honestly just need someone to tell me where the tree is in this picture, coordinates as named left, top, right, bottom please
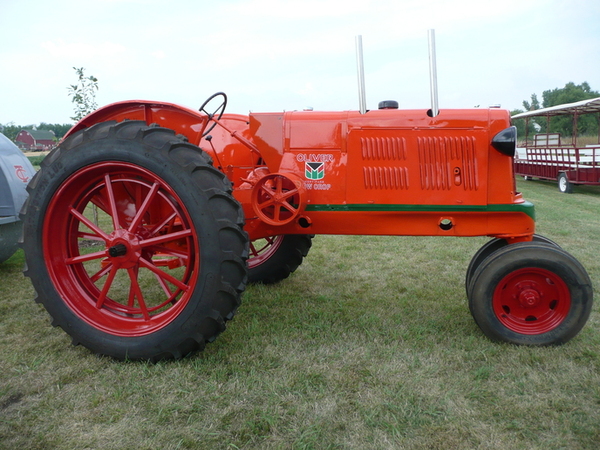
left=1, top=122, right=73, bottom=143
left=520, top=93, right=545, bottom=134
left=0, top=123, right=21, bottom=141
left=541, top=82, right=599, bottom=137
left=522, top=93, right=540, bottom=112
left=511, top=109, right=538, bottom=140
left=67, top=67, right=99, bottom=121
left=37, top=123, right=73, bottom=140
left=515, top=82, right=599, bottom=138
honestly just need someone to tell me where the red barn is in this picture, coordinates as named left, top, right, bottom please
left=15, top=129, right=56, bottom=151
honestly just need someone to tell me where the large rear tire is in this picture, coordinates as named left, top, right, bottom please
left=21, top=121, right=248, bottom=360
left=248, top=234, right=313, bottom=284
left=469, top=242, right=592, bottom=345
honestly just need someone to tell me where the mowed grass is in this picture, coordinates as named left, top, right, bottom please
left=1, top=179, right=599, bottom=449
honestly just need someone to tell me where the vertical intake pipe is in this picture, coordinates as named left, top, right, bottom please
left=428, top=29, right=439, bottom=117
left=356, top=35, right=367, bottom=114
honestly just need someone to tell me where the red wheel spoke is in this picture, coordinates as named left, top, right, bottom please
left=148, top=211, right=178, bottom=236
left=128, top=182, right=160, bottom=232
left=273, top=204, right=282, bottom=221
left=139, top=257, right=189, bottom=292
left=103, top=174, right=121, bottom=230
left=127, top=267, right=149, bottom=320
left=149, top=245, right=190, bottom=260
left=279, top=188, right=298, bottom=200
left=154, top=272, right=174, bottom=299
left=259, top=199, right=276, bottom=210
left=281, top=200, right=298, bottom=213
left=77, top=231, right=105, bottom=242
left=96, top=264, right=118, bottom=309
left=90, top=263, right=112, bottom=283
left=260, top=184, right=276, bottom=199
left=127, top=266, right=140, bottom=308
left=140, top=229, right=193, bottom=247
left=66, top=249, right=108, bottom=265
left=70, top=208, right=110, bottom=241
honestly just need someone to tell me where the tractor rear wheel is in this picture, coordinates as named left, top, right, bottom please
left=469, top=242, right=592, bottom=345
left=248, top=234, right=313, bottom=284
left=21, top=121, right=248, bottom=360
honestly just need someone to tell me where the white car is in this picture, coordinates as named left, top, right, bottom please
left=0, top=132, right=35, bottom=263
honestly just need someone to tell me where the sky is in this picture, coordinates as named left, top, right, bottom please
left=1, top=0, right=599, bottom=125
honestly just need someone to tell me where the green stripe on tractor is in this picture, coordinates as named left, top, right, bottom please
left=305, top=201, right=536, bottom=220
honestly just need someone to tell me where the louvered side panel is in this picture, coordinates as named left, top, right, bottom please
left=361, top=137, right=407, bottom=161
left=363, top=166, right=409, bottom=190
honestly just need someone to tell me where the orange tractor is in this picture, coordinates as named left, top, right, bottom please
left=21, top=37, right=593, bottom=359
left=20, top=92, right=593, bottom=360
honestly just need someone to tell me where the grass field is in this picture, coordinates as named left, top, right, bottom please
left=1, top=179, right=599, bottom=449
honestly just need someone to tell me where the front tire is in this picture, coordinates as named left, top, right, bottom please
left=21, top=121, right=248, bottom=360
left=465, top=235, right=560, bottom=299
left=469, top=242, right=592, bottom=345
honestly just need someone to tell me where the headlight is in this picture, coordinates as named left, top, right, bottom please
left=492, top=126, right=516, bottom=157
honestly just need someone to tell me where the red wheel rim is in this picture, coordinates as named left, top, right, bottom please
left=248, top=236, right=284, bottom=268
left=492, top=268, right=571, bottom=334
left=43, top=161, right=199, bottom=337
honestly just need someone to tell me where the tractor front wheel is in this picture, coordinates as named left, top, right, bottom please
left=21, top=121, right=248, bottom=360
left=469, top=242, right=592, bottom=345
left=465, top=234, right=560, bottom=298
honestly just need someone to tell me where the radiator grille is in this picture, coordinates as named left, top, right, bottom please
left=418, top=136, right=478, bottom=191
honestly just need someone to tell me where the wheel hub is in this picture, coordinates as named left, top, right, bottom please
left=108, top=243, right=127, bottom=257
left=107, top=229, right=142, bottom=269
left=514, top=281, right=542, bottom=308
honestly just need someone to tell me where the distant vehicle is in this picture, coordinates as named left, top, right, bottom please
left=513, top=97, right=600, bottom=193
left=0, top=133, right=36, bottom=263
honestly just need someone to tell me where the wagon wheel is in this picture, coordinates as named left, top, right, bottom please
left=557, top=173, right=573, bottom=194
left=248, top=234, right=313, bottom=284
left=199, top=92, right=227, bottom=137
left=469, top=242, right=592, bottom=345
left=21, top=121, right=248, bottom=361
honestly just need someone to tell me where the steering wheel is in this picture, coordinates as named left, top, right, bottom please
left=199, top=92, right=227, bottom=137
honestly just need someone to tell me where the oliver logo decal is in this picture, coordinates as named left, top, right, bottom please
left=305, top=162, right=324, bottom=180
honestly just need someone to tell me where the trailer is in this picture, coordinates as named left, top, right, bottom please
left=513, top=97, right=600, bottom=193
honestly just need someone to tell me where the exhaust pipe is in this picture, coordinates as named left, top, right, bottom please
left=428, top=29, right=439, bottom=117
left=355, top=35, right=367, bottom=114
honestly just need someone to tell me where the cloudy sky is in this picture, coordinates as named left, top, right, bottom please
left=1, top=0, right=599, bottom=125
